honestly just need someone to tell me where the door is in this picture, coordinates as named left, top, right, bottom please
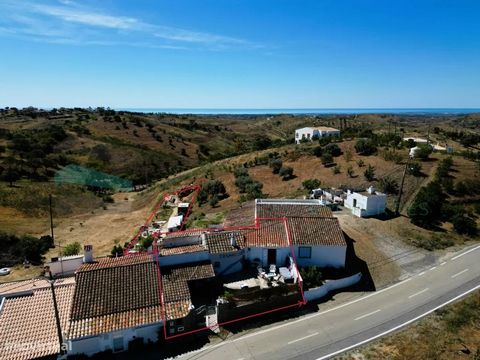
left=267, top=249, right=277, bottom=266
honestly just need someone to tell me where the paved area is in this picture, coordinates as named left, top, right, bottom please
left=172, top=243, right=480, bottom=360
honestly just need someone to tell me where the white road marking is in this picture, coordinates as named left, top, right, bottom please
left=231, top=278, right=413, bottom=343
left=440, top=262, right=447, bottom=266
left=452, top=245, right=480, bottom=260
left=169, top=245, right=478, bottom=360
left=451, top=269, right=469, bottom=278
left=287, top=332, right=319, bottom=345
left=354, top=309, right=381, bottom=321
left=315, top=283, right=480, bottom=360
left=430, top=266, right=437, bottom=271
left=418, top=271, right=425, bottom=276
left=408, top=288, right=429, bottom=299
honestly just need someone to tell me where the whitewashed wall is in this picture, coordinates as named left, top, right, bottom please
left=304, top=272, right=362, bottom=302
left=68, top=322, right=161, bottom=357
left=295, top=246, right=346, bottom=268
left=157, top=251, right=210, bottom=266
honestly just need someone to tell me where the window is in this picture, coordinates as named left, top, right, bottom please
left=112, top=337, right=124, bottom=352
left=214, top=261, right=220, bottom=268
left=298, top=247, right=311, bottom=259
left=295, top=132, right=299, bottom=138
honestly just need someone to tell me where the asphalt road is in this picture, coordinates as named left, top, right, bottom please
left=176, top=243, right=480, bottom=360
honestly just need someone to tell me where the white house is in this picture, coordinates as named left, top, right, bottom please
left=295, top=127, right=340, bottom=144
left=344, top=186, right=386, bottom=217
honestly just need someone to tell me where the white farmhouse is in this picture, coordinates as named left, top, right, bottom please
left=344, top=186, right=386, bottom=217
left=295, top=127, right=340, bottom=144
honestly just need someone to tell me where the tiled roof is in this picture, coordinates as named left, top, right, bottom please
left=0, top=277, right=75, bottom=296
left=205, top=231, right=245, bottom=254
left=161, top=262, right=215, bottom=320
left=287, top=217, right=347, bottom=247
left=71, top=255, right=160, bottom=320
left=0, top=283, right=74, bottom=360
left=162, top=231, right=204, bottom=239
left=256, top=203, right=333, bottom=219
left=77, top=253, right=153, bottom=272
left=242, top=217, right=346, bottom=248
left=68, top=306, right=163, bottom=339
left=243, top=220, right=289, bottom=248
left=68, top=255, right=162, bottom=338
left=159, top=244, right=207, bottom=256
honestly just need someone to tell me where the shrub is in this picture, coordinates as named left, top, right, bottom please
left=62, top=241, right=82, bottom=256
left=378, top=176, right=399, bottom=194
left=279, top=166, right=294, bottom=180
left=209, top=194, right=219, bottom=207
left=415, top=144, right=433, bottom=160
left=408, top=181, right=444, bottom=227
left=407, top=162, right=422, bottom=176
left=347, top=165, right=354, bottom=178
left=382, top=149, right=403, bottom=164
left=312, top=146, right=323, bottom=157
left=363, top=164, right=376, bottom=181
left=302, top=179, right=321, bottom=191
left=233, top=167, right=249, bottom=178
left=321, top=152, right=333, bottom=166
left=452, top=215, right=477, bottom=236
left=413, top=234, right=454, bottom=251
left=344, top=150, right=353, bottom=162
left=299, top=266, right=323, bottom=290
left=269, top=158, right=283, bottom=174
left=332, top=165, right=341, bottom=174
left=356, top=159, right=365, bottom=167
left=111, top=244, right=123, bottom=257
left=325, top=143, right=342, bottom=157
left=355, top=138, right=377, bottom=155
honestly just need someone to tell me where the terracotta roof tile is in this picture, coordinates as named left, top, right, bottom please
left=256, top=203, right=333, bottom=219
left=159, top=244, right=206, bottom=256
left=0, top=283, right=74, bottom=360
left=77, top=253, right=153, bottom=272
left=0, top=277, right=75, bottom=295
left=287, top=217, right=347, bottom=247
left=243, top=220, right=289, bottom=248
left=160, top=262, right=214, bottom=320
left=68, top=306, right=163, bottom=339
left=71, top=256, right=160, bottom=321
left=205, top=231, right=245, bottom=254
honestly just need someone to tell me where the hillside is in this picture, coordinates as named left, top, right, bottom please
left=1, top=108, right=480, bottom=282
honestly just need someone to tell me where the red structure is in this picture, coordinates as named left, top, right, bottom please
left=125, top=183, right=307, bottom=340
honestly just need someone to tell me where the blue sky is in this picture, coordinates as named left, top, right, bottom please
left=1, top=0, right=479, bottom=108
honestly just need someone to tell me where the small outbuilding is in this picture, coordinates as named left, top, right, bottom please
left=295, top=127, right=340, bottom=144
left=344, top=186, right=386, bottom=217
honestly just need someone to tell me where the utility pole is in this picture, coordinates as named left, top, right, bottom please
left=49, top=194, right=63, bottom=274
left=395, top=160, right=409, bottom=215
left=46, top=269, right=66, bottom=355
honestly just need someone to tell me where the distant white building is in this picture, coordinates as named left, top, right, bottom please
left=295, top=127, right=340, bottom=144
left=344, top=186, right=386, bottom=217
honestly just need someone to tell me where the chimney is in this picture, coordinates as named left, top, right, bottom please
left=367, top=186, right=375, bottom=194
left=230, top=233, right=236, bottom=247
left=83, top=245, right=94, bottom=263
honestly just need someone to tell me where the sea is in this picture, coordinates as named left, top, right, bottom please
left=116, top=108, right=480, bottom=115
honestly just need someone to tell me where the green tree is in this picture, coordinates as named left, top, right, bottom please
left=355, top=138, right=377, bottom=155
left=364, top=164, right=376, bottom=181
left=452, top=215, right=477, bottom=236
left=321, top=152, right=333, bottom=166
left=269, top=158, right=283, bottom=174
left=62, top=242, right=82, bottom=256
left=407, top=162, right=422, bottom=176
left=415, top=144, right=433, bottom=160
left=407, top=182, right=444, bottom=227
left=378, top=176, right=399, bottom=194
left=302, top=179, right=321, bottom=191
left=279, top=166, right=294, bottom=180
left=1, top=167, right=20, bottom=186
left=325, top=143, right=342, bottom=157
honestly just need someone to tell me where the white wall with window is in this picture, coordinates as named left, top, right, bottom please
left=295, top=245, right=346, bottom=268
